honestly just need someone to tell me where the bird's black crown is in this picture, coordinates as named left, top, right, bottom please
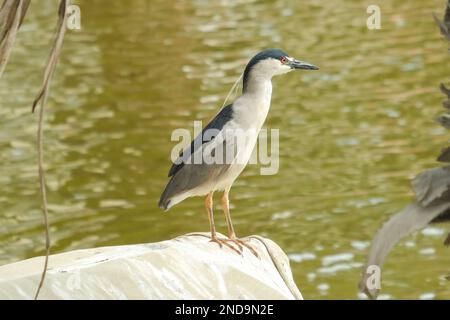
left=243, top=48, right=289, bottom=92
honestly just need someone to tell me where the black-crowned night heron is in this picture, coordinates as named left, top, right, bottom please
left=159, top=49, right=319, bottom=255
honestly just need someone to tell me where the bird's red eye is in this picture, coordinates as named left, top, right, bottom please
left=280, top=57, right=287, bottom=64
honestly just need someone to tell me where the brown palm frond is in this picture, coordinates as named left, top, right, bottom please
left=435, top=3, right=450, bottom=163
left=0, top=0, right=30, bottom=78
left=361, top=0, right=450, bottom=300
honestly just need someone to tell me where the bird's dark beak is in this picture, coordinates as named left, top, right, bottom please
left=289, top=59, right=319, bottom=70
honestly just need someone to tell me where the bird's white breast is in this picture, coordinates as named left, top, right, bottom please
left=233, top=80, right=273, bottom=130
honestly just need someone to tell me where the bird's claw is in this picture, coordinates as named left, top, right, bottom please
left=224, top=239, right=243, bottom=251
left=209, top=237, right=242, bottom=255
left=226, top=238, right=259, bottom=258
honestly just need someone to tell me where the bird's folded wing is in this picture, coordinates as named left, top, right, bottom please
left=168, top=104, right=234, bottom=177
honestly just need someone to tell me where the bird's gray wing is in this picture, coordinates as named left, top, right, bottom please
left=160, top=105, right=240, bottom=209
left=159, top=132, right=240, bottom=209
left=168, top=104, right=233, bottom=177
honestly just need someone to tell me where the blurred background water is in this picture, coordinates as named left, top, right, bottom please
left=0, top=0, right=449, bottom=299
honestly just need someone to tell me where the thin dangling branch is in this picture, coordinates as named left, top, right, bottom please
left=33, top=0, right=69, bottom=300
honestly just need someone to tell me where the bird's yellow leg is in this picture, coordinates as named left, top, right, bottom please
left=221, top=191, right=259, bottom=257
left=221, top=192, right=242, bottom=252
left=205, top=192, right=240, bottom=255
left=205, top=192, right=218, bottom=241
left=221, top=191, right=236, bottom=238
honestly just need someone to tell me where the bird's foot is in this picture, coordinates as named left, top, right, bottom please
left=444, top=233, right=450, bottom=247
left=209, top=236, right=242, bottom=255
left=226, top=237, right=259, bottom=258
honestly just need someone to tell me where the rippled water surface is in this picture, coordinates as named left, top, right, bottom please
left=0, top=0, right=449, bottom=299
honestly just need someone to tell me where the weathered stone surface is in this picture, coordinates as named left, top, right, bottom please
left=0, top=233, right=302, bottom=300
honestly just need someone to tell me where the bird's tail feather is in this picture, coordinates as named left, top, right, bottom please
left=158, top=179, right=188, bottom=211
left=158, top=183, right=173, bottom=211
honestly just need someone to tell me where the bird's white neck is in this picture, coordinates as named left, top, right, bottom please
left=243, top=67, right=273, bottom=95
left=234, top=76, right=273, bottom=129
left=242, top=72, right=273, bottom=105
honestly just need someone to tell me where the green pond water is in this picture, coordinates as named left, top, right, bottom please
left=0, top=0, right=449, bottom=299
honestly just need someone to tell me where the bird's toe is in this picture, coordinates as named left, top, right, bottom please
left=209, top=237, right=242, bottom=255
left=227, top=238, right=259, bottom=258
left=209, top=238, right=223, bottom=249
left=224, top=238, right=243, bottom=252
